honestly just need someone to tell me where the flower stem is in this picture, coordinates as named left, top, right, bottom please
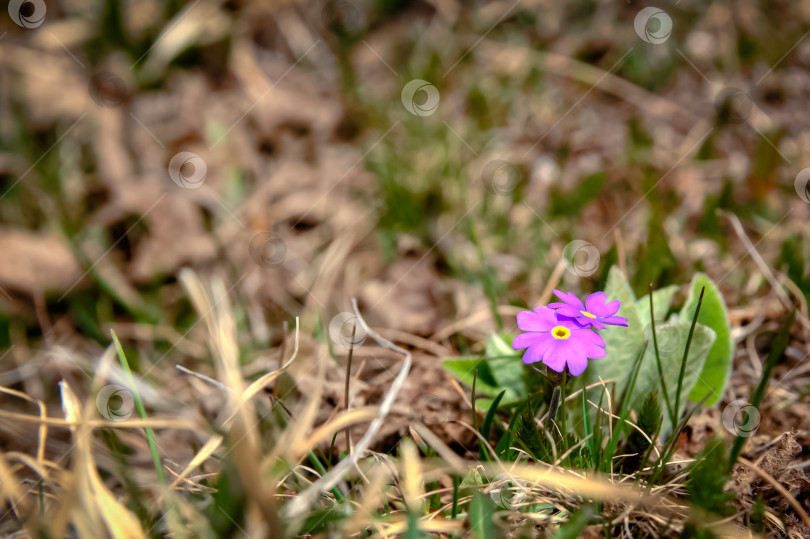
left=545, top=385, right=561, bottom=430
left=559, top=373, right=568, bottom=445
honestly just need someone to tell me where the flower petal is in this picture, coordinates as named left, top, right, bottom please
left=576, top=329, right=606, bottom=348
left=573, top=316, right=604, bottom=330
left=513, top=332, right=551, bottom=351
left=541, top=340, right=567, bottom=372
left=552, top=290, right=584, bottom=310
left=599, top=315, right=629, bottom=327
left=517, top=307, right=557, bottom=332
left=552, top=305, right=582, bottom=318
left=579, top=339, right=607, bottom=359
left=521, top=336, right=555, bottom=364
left=585, top=292, right=620, bottom=316
left=566, top=354, right=589, bottom=376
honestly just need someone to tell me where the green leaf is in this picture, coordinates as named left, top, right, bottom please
left=470, top=493, right=496, bottom=539
left=635, top=284, right=679, bottom=325
left=443, top=358, right=498, bottom=394
left=479, top=390, right=507, bottom=460
left=485, top=333, right=526, bottom=397
left=687, top=438, right=734, bottom=516
left=481, top=390, right=506, bottom=440
left=443, top=334, right=526, bottom=407
left=554, top=506, right=594, bottom=539
left=586, top=267, right=643, bottom=402
left=641, top=322, right=716, bottom=433
left=582, top=390, right=595, bottom=469
left=682, top=273, right=733, bottom=405
left=621, top=390, right=661, bottom=472
left=587, top=268, right=717, bottom=431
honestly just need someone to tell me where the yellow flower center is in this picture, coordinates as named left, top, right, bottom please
left=552, top=326, right=571, bottom=339
left=580, top=310, right=596, bottom=318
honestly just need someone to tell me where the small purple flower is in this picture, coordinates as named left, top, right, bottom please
left=512, top=306, right=606, bottom=376
left=548, top=290, right=629, bottom=330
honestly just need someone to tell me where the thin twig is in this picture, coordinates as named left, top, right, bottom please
left=344, top=323, right=356, bottom=454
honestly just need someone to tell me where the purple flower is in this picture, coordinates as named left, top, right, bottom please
left=548, top=290, right=629, bottom=330
left=512, top=306, right=606, bottom=376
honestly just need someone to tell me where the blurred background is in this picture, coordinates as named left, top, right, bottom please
left=1, top=0, right=810, bottom=532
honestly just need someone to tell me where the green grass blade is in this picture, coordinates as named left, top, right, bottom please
left=469, top=492, right=495, bottom=539
left=674, top=286, right=705, bottom=420
left=581, top=389, right=595, bottom=469
left=554, top=506, right=594, bottom=539
left=110, top=330, right=164, bottom=483
left=479, top=389, right=506, bottom=461
left=649, top=283, right=674, bottom=425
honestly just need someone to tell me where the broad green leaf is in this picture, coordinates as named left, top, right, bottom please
left=443, top=358, right=499, bottom=396
left=586, top=267, right=643, bottom=401
left=586, top=268, right=716, bottom=433
left=484, top=333, right=525, bottom=398
left=442, top=334, right=526, bottom=407
left=470, top=493, right=496, bottom=539
left=635, top=285, right=679, bottom=326
left=637, top=322, right=716, bottom=433
left=681, top=273, right=733, bottom=405
left=485, top=332, right=517, bottom=359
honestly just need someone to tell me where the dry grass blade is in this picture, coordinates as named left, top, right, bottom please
left=284, top=298, right=412, bottom=519
left=59, top=380, right=146, bottom=539
left=179, top=269, right=281, bottom=536
left=738, top=457, right=810, bottom=529
left=168, top=434, right=224, bottom=490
